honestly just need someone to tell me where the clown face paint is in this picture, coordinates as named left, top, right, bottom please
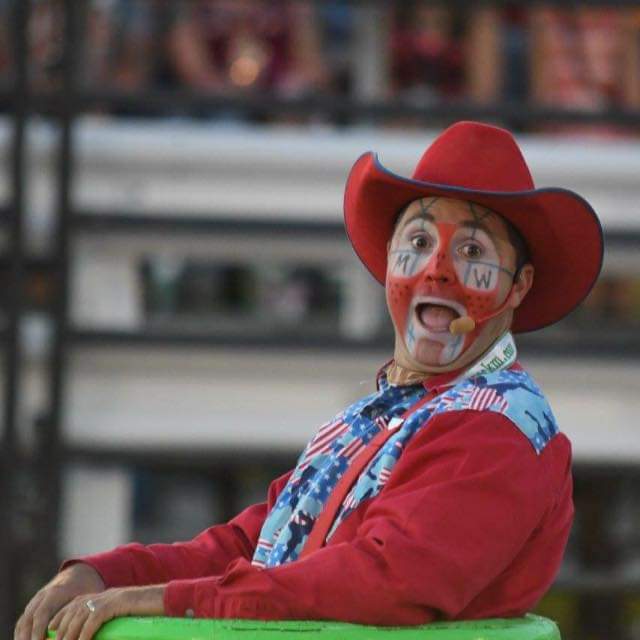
left=386, top=197, right=516, bottom=367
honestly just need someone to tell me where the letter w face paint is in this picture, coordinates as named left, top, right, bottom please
left=386, top=211, right=510, bottom=367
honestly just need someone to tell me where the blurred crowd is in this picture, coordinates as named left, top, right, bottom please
left=0, top=0, right=639, bottom=131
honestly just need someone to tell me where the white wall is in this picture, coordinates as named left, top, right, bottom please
left=1, top=118, right=638, bottom=553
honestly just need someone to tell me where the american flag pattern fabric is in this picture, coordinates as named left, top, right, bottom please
left=297, top=418, right=350, bottom=472
left=251, top=380, right=426, bottom=569
left=469, top=386, right=510, bottom=412
left=252, top=365, right=558, bottom=569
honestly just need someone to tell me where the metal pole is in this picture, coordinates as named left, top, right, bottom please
left=40, top=0, right=80, bottom=578
left=1, top=1, right=29, bottom=635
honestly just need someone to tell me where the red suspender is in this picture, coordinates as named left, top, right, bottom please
left=298, top=391, right=436, bottom=560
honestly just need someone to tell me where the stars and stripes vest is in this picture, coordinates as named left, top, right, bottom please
left=252, top=333, right=558, bottom=569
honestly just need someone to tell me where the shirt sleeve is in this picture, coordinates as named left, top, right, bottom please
left=163, top=410, right=556, bottom=625
left=61, top=471, right=293, bottom=587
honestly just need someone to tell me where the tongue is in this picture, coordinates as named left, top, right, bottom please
left=419, top=304, right=458, bottom=331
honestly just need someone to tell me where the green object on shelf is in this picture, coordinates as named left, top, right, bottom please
left=46, top=614, right=560, bottom=640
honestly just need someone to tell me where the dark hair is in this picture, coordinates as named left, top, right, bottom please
left=391, top=202, right=412, bottom=232
left=502, top=217, right=531, bottom=276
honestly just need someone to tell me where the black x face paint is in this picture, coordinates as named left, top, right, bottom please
left=386, top=198, right=516, bottom=367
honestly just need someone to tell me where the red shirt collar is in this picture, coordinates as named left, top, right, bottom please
left=421, top=368, right=466, bottom=394
left=377, top=359, right=524, bottom=394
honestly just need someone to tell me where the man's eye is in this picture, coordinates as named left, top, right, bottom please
left=461, top=243, right=483, bottom=259
left=410, top=235, right=431, bottom=250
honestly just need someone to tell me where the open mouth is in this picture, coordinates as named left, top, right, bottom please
left=414, top=298, right=464, bottom=333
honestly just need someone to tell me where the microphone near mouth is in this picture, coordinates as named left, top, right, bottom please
left=449, top=316, right=476, bottom=335
left=448, top=287, right=516, bottom=335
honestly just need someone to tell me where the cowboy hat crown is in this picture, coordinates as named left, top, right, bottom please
left=343, top=120, right=603, bottom=333
left=411, top=121, right=534, bottom=192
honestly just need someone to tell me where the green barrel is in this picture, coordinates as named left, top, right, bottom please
left=48, top=614, right=560, bottom=640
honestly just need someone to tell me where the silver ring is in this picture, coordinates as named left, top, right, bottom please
left=85, top=600, right=96, bottom=614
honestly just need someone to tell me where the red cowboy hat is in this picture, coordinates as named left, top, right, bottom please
left=343, top=121, right=604, bottom=333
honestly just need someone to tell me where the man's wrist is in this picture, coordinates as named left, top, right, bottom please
left=63, top=562, right=106, bottom=591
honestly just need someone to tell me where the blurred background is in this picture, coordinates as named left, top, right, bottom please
left=1, top=0, right=640, bottom=639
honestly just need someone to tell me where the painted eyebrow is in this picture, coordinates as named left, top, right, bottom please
left=399, top=210, right=435, bottom=228
left=459, top=220, right=493, bottom=237
left=398, top=213, right=495, bottom=239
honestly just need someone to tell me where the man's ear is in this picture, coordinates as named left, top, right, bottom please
left=508, top=264, right=534, bottom=309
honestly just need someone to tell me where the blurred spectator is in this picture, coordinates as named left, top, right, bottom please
left=0, top=0, right=340, bottom=121
left=163, top=0, right=328, bottom=116
left=387, top=5, right=512, bottom=113
left=530, top=7, right=640, bottom=135
left=316, top=0, right=354, bottom=100
left=0, top=1, right=11, bottom=115
left=27, top=0, right=65, bottom=92
left=0, top=0, right=147, bottom=95
left=25, top=0, right=113, bottom=92
left=390, top=4, right=465, bottom=105
left=387, top=3, right=640, bottom=135
left=627, top=11, right=640, bottom=109
left=0, top=0, right=11, bottom=86
left=465, top=7, right=504, bottom=105
left=3, top=0, right=638, bottom=132
left=105, top=0, right=154, bottom=95
left=108, top=0, right=348, bottom=120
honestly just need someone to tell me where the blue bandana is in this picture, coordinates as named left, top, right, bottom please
left=252, top=380, right=426, bottom=568
left=252, top=333, right=558, bottom=569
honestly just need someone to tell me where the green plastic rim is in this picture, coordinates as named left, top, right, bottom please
left=47, top=614, right=560, bottom=640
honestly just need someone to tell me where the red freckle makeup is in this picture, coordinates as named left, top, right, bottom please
left=387, top=212, right=510, bottom=367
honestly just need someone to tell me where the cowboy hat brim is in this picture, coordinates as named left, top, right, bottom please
left=344, top=152, right=604, bottom=334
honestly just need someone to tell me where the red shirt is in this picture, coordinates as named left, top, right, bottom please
left=70, top=405, right=573, bottom=625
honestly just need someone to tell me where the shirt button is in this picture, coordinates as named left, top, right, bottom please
left=185, top=609, right=195, bottom=618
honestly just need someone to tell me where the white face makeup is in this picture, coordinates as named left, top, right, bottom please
left=388, top=215, right=439, bottom=279
left=386, top=197, right=519, bottom=369
left=450, top=225, right=502, bottom=293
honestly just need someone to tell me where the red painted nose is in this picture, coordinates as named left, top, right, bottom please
left=423, top=251, right=457, bottom=284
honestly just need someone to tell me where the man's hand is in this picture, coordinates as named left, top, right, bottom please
left=14, top=564, right=106, bottom=640
left=48, top=586, right=165, bottom=640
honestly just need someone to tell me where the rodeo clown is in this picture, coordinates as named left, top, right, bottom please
left=17, top=122, right=603, bottom=640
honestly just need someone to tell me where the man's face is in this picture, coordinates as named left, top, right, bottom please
left=386, top=197, right=519, bottom=368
